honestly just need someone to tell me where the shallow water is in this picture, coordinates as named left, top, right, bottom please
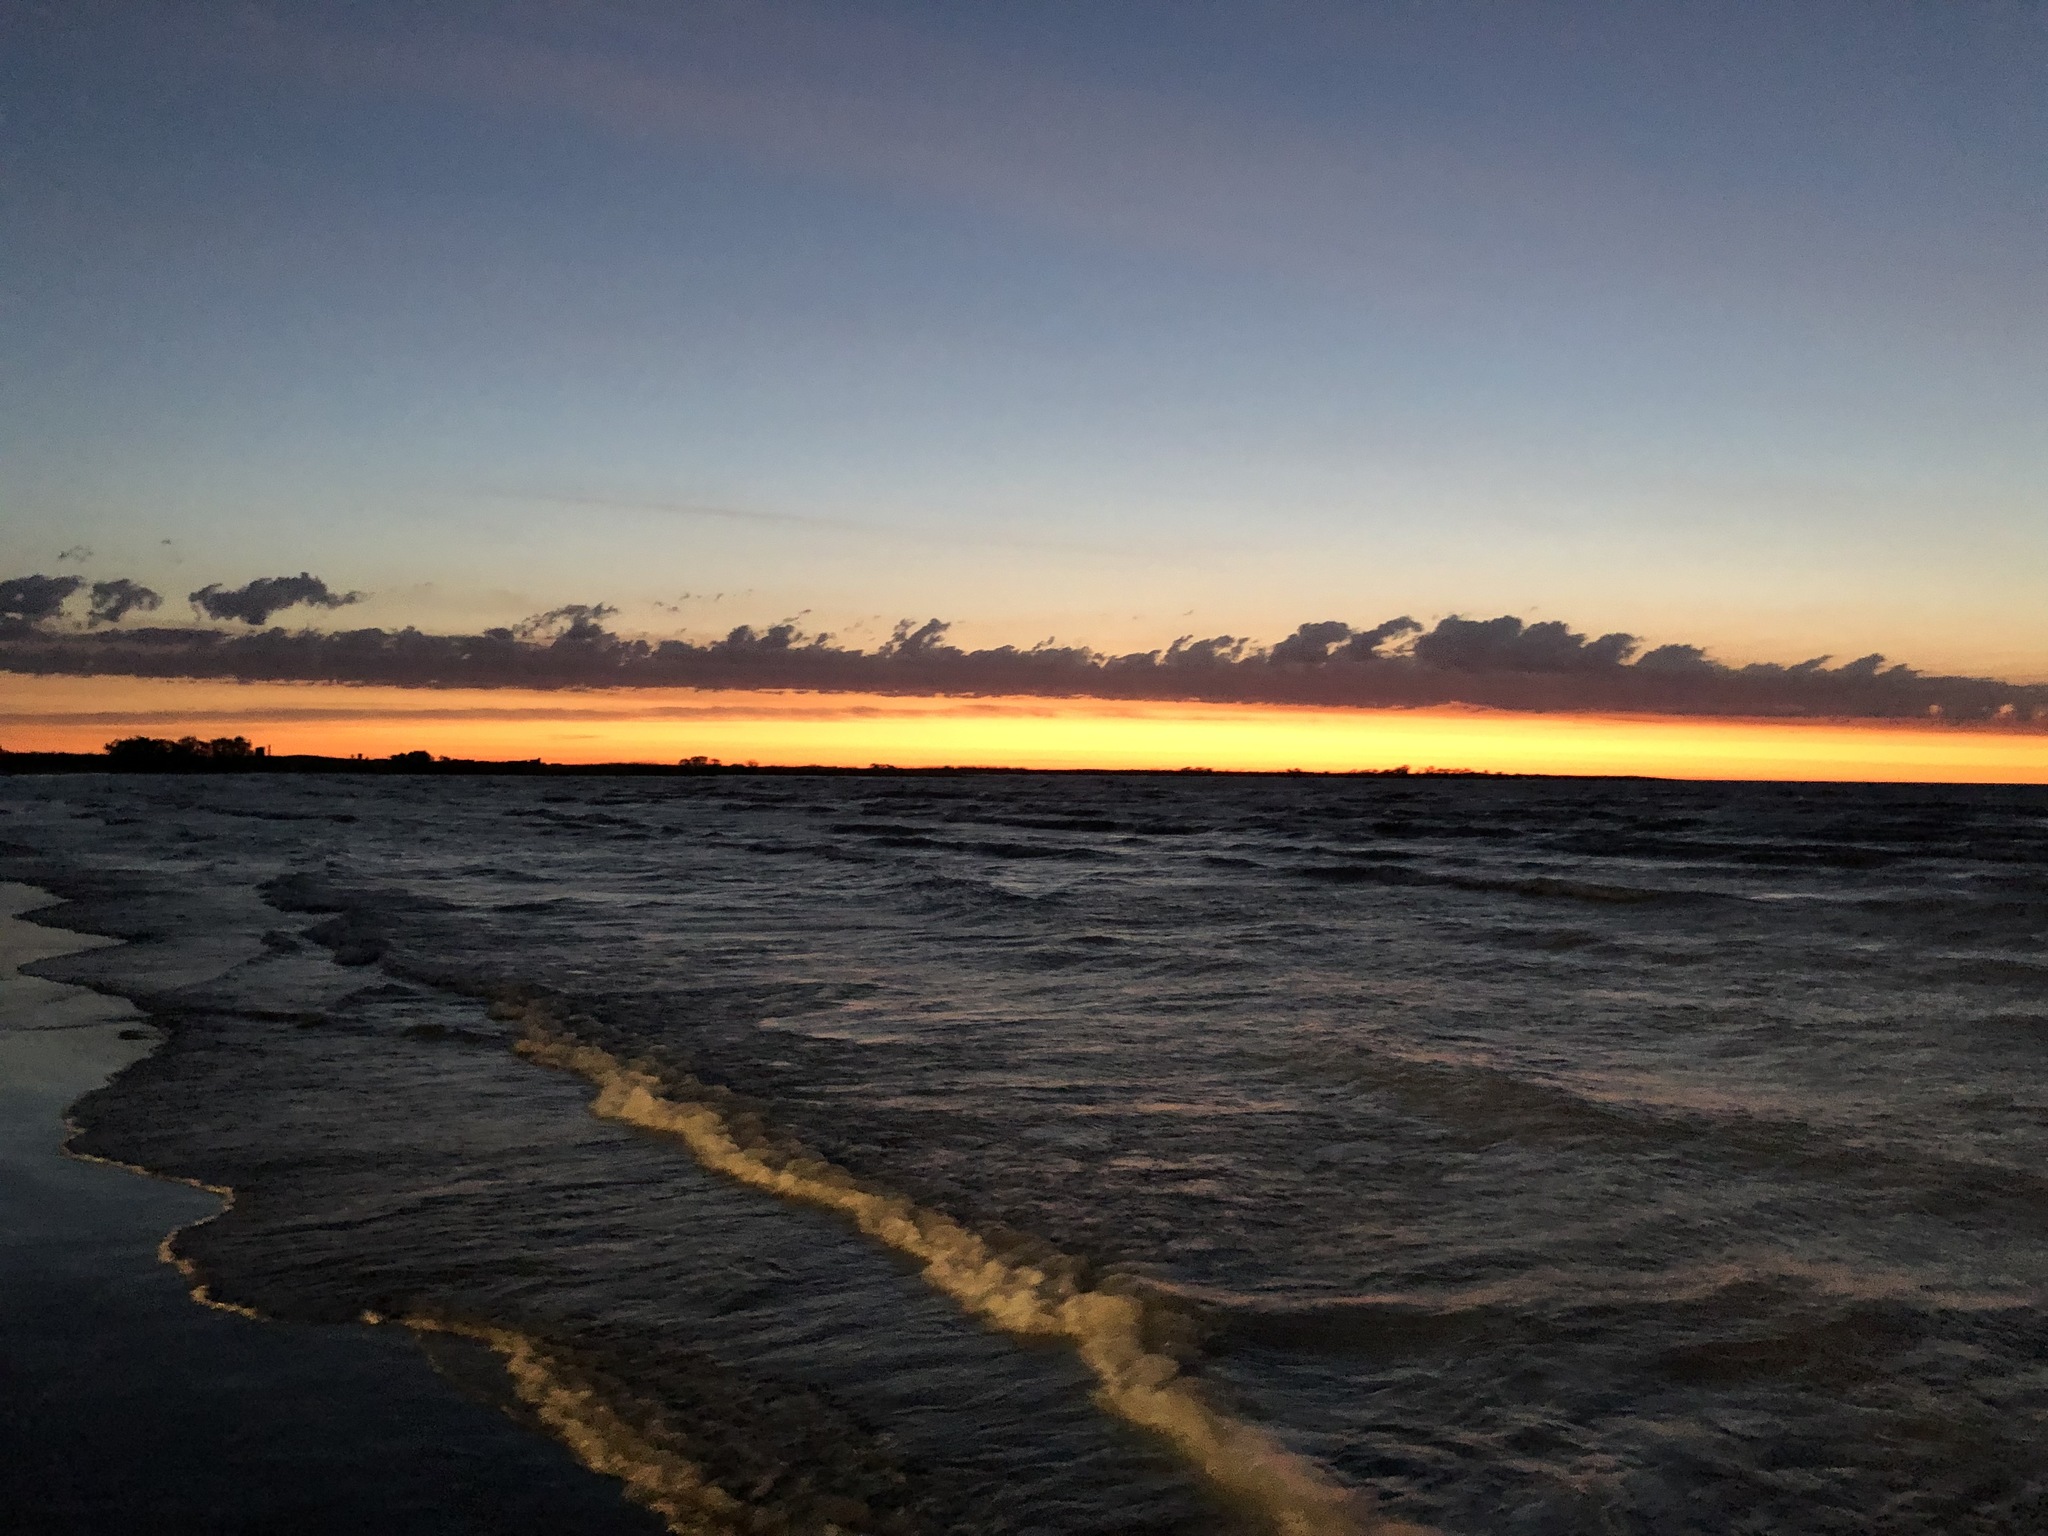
left=0, top=882, right=670, bottom=1536
left=4, top=772, right=2046, bottom=1533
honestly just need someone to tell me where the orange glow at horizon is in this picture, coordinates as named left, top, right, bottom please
left=3, top=674, right=2045, bottom=783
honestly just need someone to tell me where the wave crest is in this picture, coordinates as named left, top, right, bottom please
left=400, top=1316, right=758, bottom=1535
left=513, top=1017, right=1423, bottom=1536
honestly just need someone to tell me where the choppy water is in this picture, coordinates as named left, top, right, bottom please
left=5, top=771, right=2047, bottom=1534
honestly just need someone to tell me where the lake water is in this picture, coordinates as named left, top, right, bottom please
left=5, top=770, right=2045, bottom=1534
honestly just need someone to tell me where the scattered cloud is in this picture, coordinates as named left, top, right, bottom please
left=0, top=574, right=85, bottom=636
left=2, top=574, right=167, bottom=634
left=512, top=603, right=619, bottom=642
left=87, top=579, right=162, bottom=627
left=0, top=573, right=2042, bottom=725
left=484, top=490, right=1128, bottom=556
left=189, top=572, right=365, bottom=625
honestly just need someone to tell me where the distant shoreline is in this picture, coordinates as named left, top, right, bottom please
left=0, top=750, right=1525, bottom=779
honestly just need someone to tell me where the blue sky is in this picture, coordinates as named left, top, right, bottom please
left=5, top=0, right=2044, bottom=675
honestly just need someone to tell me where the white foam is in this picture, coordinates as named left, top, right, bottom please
left=402, top=1315, right=755, bottom=1535
left=517, top=1021, right=1429, bottom=1536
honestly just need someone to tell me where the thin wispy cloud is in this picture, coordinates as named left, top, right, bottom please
left=485, top=490, right=855, bottom=531
left=193, top=0, right=1833, bottom=321
left=481, top=490, right=1133, bottom=555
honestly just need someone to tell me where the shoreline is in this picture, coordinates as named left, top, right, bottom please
left=0, top=881, right=664, bottom=1535
left=0, top=748, right=1528, bottom=779
left=0, top=861, right=1279, bottom=1536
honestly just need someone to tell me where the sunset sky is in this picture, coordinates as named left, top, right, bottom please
left=13, top=675, right=2048, bottom=784
left=5, top=2, right=2046, bottom=775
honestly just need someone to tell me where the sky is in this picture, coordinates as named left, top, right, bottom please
left=3, top=1, right=2047, bottom=776
left=12, top=675, right=2048, bottom=784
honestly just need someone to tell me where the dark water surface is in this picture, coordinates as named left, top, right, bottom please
left=5, top=772, right=2046, bottom=1534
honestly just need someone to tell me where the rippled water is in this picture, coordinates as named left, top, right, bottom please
left=6, top=771, right=2046, bottom=1534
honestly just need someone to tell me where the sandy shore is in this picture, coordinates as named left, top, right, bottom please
left=0, top=881, right=664, bottom=1535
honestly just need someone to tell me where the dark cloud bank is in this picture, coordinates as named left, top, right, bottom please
left=2, top=573, right=2044, bottom=725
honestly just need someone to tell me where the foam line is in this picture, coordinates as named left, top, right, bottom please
left=516, top=1022, right=1429, bottom=1536
left=10, top=880, right=260, bottom=1324
left=62, top=1123, right=262, bottom=1320
left=400, top=1316, right=754, bottom=1536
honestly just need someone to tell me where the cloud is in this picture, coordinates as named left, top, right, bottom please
left=267, top=7, right=1465, bottom=305
left=512, top=603, right=619, bottom=642
left=188, top=573, right=365, bottom=625
left=0, top=573, right=162, bottom=635
left=249, top=1, right=1864, bottom=321
left=1410, top=615, right=1640, bottom=672
left=0, top=574, right=85, bottom=636
left=87, top=579, right=162, bottom=627
left=1, top=579, right=2043, bottom=726
left=483, top=491, right=1129, bottom=557
left=1270, top=617, right=1421, bottom=665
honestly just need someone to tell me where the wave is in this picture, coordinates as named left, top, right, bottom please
left=895, top=869, right=1067, bottom=907
left=28, top=883, right=260, bottom=1325
left=1654, top=1302, right=1923, bottom=1388
left=1293, top=863, right=1682, bottom=904
left=1201, top=1295, right=1515, bottom=1358
left=510, top=1013, right=1425, bottom=1536
left=865, top=832, right=1110, bottom=861
left=1934, top=957, right=2048, bottom=987
left=395, top=1316, right=758, bottom=1536
left=63, top=1123, right=263, bottom=1320
left=389, top=1314, right=976, bottom=1534
left=1311, top=1046, right=2048, bottom=1236
left=1978, top=1012, right=2048, bottom=1036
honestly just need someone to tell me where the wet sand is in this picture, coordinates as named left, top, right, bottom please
left=0, top=882, right=664, bottom=1535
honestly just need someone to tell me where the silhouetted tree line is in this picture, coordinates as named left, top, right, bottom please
left=103, top=735, right=265, bottom=762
